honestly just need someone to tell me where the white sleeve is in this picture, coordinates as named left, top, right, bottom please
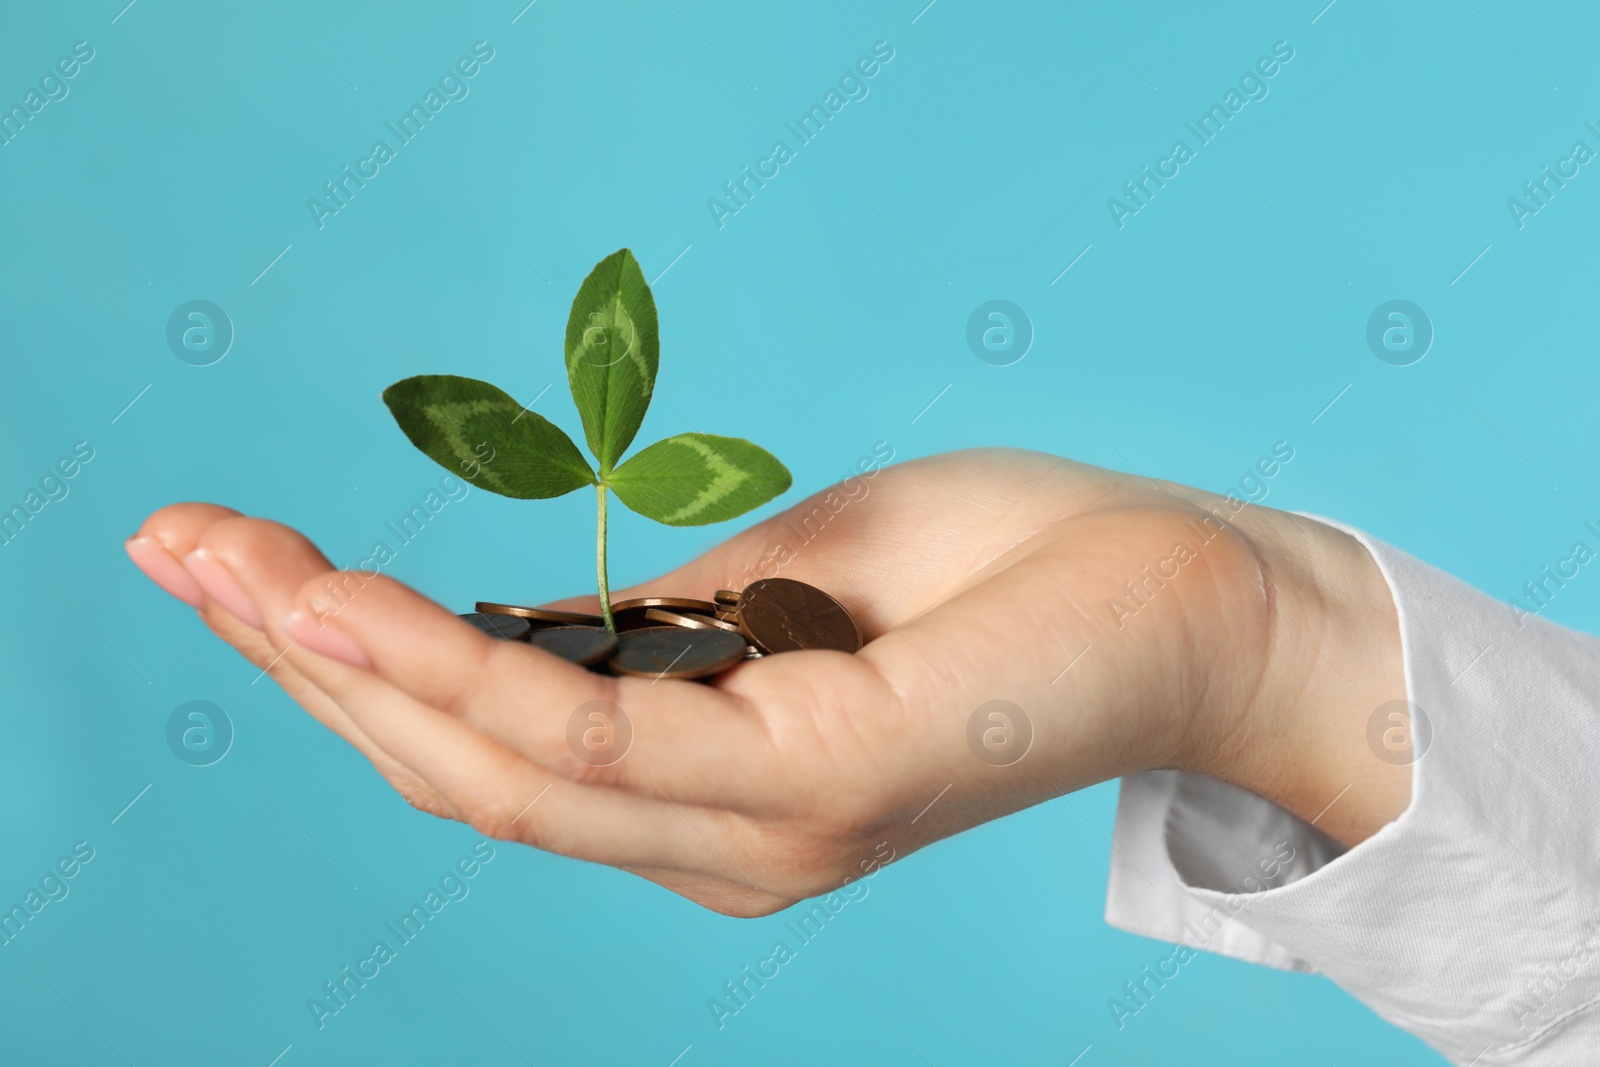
left=1105, top=516, right=1600, bottom=1065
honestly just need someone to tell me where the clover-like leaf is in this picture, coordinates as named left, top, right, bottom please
left=383, top=374, right=594, bottom=499
left=609, top=433, right=791, bottom=526
left=564, top=249, right=659, bottom=474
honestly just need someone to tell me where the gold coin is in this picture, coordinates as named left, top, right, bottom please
left=476, top=601, right=604, bottom=628
left=608, top=627, right=747, bottom=680
left=737, top=579, right=862, bottom=654
left=713, top=589, right=742, bottom=606
left=525, top=625, right=617, bottom=667
left=459, top=613, right=533, bottom=641
left=612, top=596, right=719, bottom=631
left=645, top=608, right=744, bottom=634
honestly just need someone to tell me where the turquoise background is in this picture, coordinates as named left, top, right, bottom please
left=1, top=0, right=1593, bottom=1062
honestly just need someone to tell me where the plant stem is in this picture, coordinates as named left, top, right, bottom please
left=595, top=481, right=615, bottom=632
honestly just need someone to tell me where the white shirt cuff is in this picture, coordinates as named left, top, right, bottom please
left=1105, top=516, right=1600, bottom=1064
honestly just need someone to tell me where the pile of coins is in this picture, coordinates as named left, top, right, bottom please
left=459, top=577, right=862, bottom=681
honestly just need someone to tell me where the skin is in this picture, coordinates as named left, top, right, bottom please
left=128, top=449, right=1409, bottom=917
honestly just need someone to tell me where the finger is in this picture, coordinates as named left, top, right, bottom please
left=134, top=501, right=242, bottom=552
left=268, top=566, right=798, bottom=812
left=179, top=516, right=454, bottom=818
left=260, top=640, right=765, bottom=877
left=186, top=521, right=776, bottom=877
left=127, top=503, right=243, bottom=606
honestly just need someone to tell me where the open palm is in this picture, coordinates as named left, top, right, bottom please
left=130, top=448, right=1298, bottom=915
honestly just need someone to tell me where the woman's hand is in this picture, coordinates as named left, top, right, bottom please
left=126, top=449, right=1407, bottom=916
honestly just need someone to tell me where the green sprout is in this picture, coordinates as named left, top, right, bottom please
left=381, top=248, right=792, bottom=632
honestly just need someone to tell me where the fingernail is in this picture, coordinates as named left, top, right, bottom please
left=284, top=609, right=373, bottom=669
left=125, top=536, right=204, bottom=607
left=182, top=548, right=263, bottom=628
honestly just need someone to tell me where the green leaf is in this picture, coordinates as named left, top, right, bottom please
left=564, top=248, right=659, bottom=473
left=382, top=375, right=594, bottom=499
left=608, top=433, right=791, bottom=526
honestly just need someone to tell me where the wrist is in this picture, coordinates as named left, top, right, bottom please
left=1178, top=506, right=1410, bottom=847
